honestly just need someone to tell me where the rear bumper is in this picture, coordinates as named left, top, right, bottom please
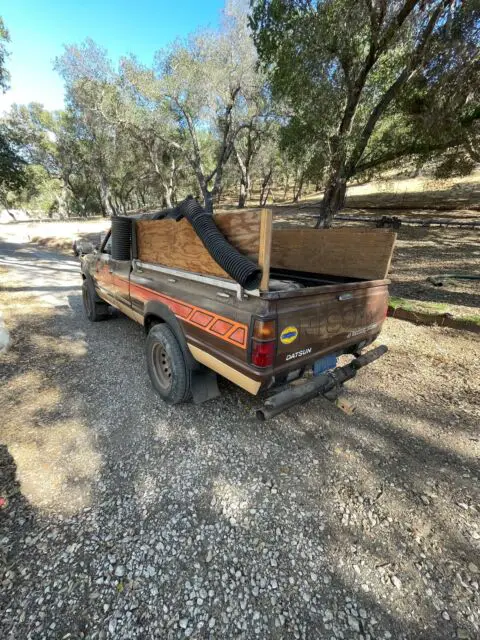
left=256, top=345, right=388, bottom=420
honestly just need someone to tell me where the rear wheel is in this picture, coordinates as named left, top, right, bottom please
left=82, top=280, right=110, bottom=321
left=146, top=324, right=191, bottom=404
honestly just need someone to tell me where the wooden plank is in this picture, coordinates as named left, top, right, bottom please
left=258, top=209, right=273, bottom=291
left=270, top=228, right=396, bottom=280
left=136, top=210, right=262, bottom=278
left=215, top=211, right=260, bottom=261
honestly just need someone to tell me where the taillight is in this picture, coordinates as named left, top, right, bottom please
left=251, top=318, right=276, bottom=368
left=253, top=319, right=276, bottom=340
left=251, top=341, right=275, bottom=367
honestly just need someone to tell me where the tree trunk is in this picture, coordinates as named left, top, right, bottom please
left=55, top=183, right=69, bottom=218
left=259, top=169, right=272, bottom=206
left=165, top=157, right=176, bottom=208
left=238, top=174, right=251, bottom=209
left=234, top=145, right=252, bottom=209
left=202, top=187, right=214, bottom=213
left=315, top=177, right=347, bottom=228
left=293, top=174, right=304, bottom=203
left=262, top=187, right=272, bottom=207
left=162, top=184, right=173, bottom=209
left=238, top=180, right=247, bottom=208
left=99, top=179, right=115, bottom=217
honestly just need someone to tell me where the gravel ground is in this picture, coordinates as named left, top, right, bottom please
left=0, top=239, right=479, bottom=640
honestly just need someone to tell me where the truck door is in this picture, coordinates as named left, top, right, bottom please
left=94, top=230, right=131, bottom=308
left=109, top=257, right=131, bottom=307
left=94, top=234, right=113, bottom=297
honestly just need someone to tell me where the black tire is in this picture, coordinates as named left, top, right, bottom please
left=82, top=280, right=110, bottom=322
left=146, top=324, right=191, bottom=404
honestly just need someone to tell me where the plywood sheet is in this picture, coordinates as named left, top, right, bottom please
left=215, top=211, right=260, bottom=260
left=136, top=210, right=262, bottom=278
left=271, top=228, right=396, bottom=280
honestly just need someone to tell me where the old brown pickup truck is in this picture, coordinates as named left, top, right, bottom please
left=81, top=199, right=395, bottom=418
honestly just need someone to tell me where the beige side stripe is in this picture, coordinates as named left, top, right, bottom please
left=187, top=344, right=261, bottom=396
left=99, top=291, right=145, bottom=326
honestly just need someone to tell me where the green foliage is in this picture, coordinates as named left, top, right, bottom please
left=0, top=128, right=27, bottom=204
left=0, top=16, right=28, bottom=201
left=1, top=2, right=478, bottom=218
left=0, top=16, right=10, bottom=93
left=251, top=0, right=480, bottom=223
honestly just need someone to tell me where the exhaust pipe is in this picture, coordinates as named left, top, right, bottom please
left=256, top=345, right=388, bottom=420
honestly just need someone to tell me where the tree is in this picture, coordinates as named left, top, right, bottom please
left=0, top=17, right=27, bottom=202
left=232, top=76, right=275, bottom=207
left=250, top=0, right=480, bottom=226
left=0, top=126, right=27, bottom=206
left=120, top=0, right=265, bottom=212
left=156, top=22, right=259, bottom=212
left=55, top=41, right=154, bottom=216
left=4, top=104, right=82, bottom=215
left=0, top=16, right=10, bottom=93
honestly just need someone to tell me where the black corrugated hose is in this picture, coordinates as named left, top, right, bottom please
left=111, top=216, right=132, bottom=261
left=175, top=196, right=261, bottom=291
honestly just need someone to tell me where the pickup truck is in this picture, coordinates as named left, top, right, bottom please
left=81, top=202, right=393, bottom=418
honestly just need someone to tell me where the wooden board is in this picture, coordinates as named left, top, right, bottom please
left=270, top=228, right=396, bottom=280
left=136, top=210, right=262, bottom=279
left=258, top=209, right=272, bottom=291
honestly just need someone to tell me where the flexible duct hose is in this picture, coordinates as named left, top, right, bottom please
left=111, top=216, right=133, bottom=261
left=175, top=197, right=261, bottom=291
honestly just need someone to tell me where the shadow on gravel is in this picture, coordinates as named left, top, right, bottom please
left=1, top=243, right=478, bottom=639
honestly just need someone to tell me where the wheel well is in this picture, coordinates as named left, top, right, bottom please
left=143, top=310, right=198, bottom=370
left=144, top=313, right=165, bottom=335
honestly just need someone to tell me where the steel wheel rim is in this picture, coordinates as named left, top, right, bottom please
left=152, top=343, right=173, bottom=392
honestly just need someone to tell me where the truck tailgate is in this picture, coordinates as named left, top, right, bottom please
left=274, top=281, right=389, bottom=368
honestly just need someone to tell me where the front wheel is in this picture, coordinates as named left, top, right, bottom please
left=146, top=324, right=191, bottom=404
left=82, top=280, right=110, bottom=322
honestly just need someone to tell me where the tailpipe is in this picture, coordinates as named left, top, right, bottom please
left=256, top=345, right=388, bottom=420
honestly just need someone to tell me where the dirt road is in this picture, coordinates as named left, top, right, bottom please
left=1, top=239, right=479, bottom=639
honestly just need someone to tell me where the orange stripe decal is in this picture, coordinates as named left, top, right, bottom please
left=229, top=327, right=246, bottom=345
left=124, top=279, right=248, bottom=348
left=191, top=310, right=214, bottom=327
left=211, top=319, right=233, bottom=336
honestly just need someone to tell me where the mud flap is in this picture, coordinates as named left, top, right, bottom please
left=191, top=368, right=221, bottom=404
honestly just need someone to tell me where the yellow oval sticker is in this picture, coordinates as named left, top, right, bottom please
left=280, top=326, right=298, bottom=345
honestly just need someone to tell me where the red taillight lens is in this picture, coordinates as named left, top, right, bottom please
left=251, top=340, right=275, bottom=367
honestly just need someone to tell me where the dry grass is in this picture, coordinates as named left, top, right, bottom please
left=30, top=236, right=73, bottom=253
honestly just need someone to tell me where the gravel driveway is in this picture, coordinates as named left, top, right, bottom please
left=0, top=239, right=479, bottom=640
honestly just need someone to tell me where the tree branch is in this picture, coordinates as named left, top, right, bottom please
left=347, top=1, right=448, bottom=174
